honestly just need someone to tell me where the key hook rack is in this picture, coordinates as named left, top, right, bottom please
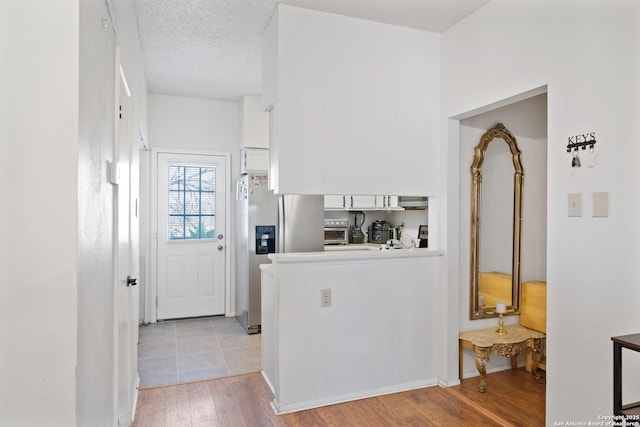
left=566, top=139, right=596, bottom=153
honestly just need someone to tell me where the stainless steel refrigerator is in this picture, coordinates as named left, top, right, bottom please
left=235, top=172, right=324, bottom=334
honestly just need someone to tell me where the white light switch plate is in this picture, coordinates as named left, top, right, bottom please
left=593, top=192, right=609, bottom=217
left=568, top=193, right=582, bottom=217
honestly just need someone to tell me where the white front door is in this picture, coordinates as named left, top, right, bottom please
left=156, top=152, right=227, bottom=319
left=115, top=64, right=139, bottom=426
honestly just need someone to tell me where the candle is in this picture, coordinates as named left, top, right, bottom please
left=479, top=295, right=485, bottom=306
left=496, top=302, right=507, bottom=314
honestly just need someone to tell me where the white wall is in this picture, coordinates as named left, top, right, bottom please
left=76, top=0, right=148, bottom=425
left=0, top=1, right=79, bottom=425
left=262, top=254, right=440, bottom=413
left=264, top=5, right=441, bottom=196
left=1, top=0, right=147, bottom=424
left=442, top=1, right=640, bottom=422
left=148, top=94, right=240, bottom=178
left=457, top=94, right=548, bottom=377
left=77, top=0, right=118, bottom=423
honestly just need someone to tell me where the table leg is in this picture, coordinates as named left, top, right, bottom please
left=530, top=338, right=543, bottom=381
left=474, top=346, right=491, bottom=393
left=459, top=339, right=463, bottom=381
left=613, top=342, right=622, bottom=415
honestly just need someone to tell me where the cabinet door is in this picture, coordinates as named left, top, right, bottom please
left=350, top=195, right=377, bottom=209
left=375, top=195, right=401, bottom=210
left=387, top=195, right=399, bottom=209
left=241, top=148, right=269, bottom=173
left=324, top=195, right=346, bottom=209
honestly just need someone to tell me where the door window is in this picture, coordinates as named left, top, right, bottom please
left=167, top=165, right=216, bottom=240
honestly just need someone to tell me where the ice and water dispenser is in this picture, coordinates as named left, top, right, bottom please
left=255, top=225, right=276, bottom=254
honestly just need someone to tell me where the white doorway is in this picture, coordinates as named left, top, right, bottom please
left=152, top=151, right=229, bottom=321
left=114, top=61, right=140, bottom=426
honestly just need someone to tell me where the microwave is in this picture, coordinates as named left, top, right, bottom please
left=324, top=219, right=349, bottom=245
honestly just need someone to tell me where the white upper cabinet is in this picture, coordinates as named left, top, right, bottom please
left=350, top=195, right=377, bottom=210
left=263, top=5, right=440, bottom=196
left=376, top=195, right=400, bottom=210
left=240, top=96, right=269, bottom=149
left=240, top=148, right=269, bottom=174
left=324, top=195, right=346, bottom=209
left=324, top=194, right=403, bottom=211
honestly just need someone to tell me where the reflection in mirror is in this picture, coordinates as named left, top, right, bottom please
left=479, top=139, right=514, bottom=307
left=470, top=123, right=523, bottom=320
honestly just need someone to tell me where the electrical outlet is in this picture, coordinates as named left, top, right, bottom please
left=320, top=288, right=331, bottom=307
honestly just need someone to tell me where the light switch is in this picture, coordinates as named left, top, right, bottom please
left=593, top=192, right=609, bottom=217
left=568, top=193, right=582, bottom=217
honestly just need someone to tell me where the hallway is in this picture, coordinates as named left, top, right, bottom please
left=137, top=316, right=260, bottom=387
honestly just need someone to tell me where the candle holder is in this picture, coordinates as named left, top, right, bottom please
left=495, top=301, right=507, bottom=335
left=496, top=312, right=507, bottom=335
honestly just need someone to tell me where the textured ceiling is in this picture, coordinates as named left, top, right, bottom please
left=133, top=0, right=491, bottom=100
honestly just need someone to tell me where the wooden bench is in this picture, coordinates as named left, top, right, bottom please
left=520, top=280, right=547, bottom=373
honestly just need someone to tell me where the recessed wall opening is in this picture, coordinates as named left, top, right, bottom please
left=453, top=88, right=548, bottom=416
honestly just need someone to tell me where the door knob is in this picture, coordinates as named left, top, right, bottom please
left=126, top=275, right=138, bottom=287
left=217, top=245, right=224, bottom=251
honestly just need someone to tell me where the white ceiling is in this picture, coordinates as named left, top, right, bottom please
left=133, top=0, right=491, bottom=100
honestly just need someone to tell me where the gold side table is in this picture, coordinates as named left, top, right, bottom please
left=459, top=325, right=545, bottom=392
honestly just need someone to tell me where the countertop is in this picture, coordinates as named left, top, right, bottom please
left=266, top=244, right=443, bottom=264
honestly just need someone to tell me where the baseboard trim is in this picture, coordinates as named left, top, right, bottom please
left=131, top=375, right=140, bottom=424
left=272, top=378, right=439, bottom=415
left=439, top=377, right=461, bottom=387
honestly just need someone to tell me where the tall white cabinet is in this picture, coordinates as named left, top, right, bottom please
left=262, top=5, right=440, bottom=196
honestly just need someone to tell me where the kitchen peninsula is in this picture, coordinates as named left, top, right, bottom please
left=260, top=247, right=443, bottom=414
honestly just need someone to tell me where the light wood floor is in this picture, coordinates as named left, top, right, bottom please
left=133, top=368, right=545, bottom=426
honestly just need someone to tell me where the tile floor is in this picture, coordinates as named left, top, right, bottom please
left=137, top=316, right=261, bottom=388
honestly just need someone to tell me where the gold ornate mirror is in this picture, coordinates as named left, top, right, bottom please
left=470, top=123, right=523, bottom=320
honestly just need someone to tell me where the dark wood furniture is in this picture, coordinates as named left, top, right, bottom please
left=612, top=333, right=640, bottom=419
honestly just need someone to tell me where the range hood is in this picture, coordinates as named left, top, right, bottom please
left=397, top=196, right=428, bottom=210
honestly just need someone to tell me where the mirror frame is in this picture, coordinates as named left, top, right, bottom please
left=470, top=123, right=524, bottom=320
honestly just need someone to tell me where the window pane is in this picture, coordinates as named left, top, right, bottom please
left=184, top=167, right=200, bottom=192
left=200, top=216, right=215, bottom=239
left=201, top=168, right=216, bottom=192
left=169, top=216, right=184, bottom=240
left=184, top=216, right=200, bottom=239
left=168, top=191, right=184, bottom=215
left=201, top=192, right=215, bottom=213
left=168, top=166, right=183, bottom=191
left=167, top=164, right=216, bottom=240
left=185, top=192, right=200, bottom=215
